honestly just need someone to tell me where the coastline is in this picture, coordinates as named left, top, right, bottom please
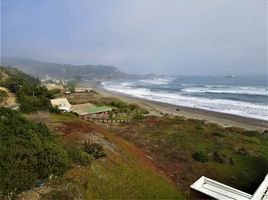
left=88, top=83, right=267, bottom=131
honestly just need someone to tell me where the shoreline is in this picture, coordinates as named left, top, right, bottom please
left=100, top=89, right=267, bottom=131
left=80, top=82, right=268, bottom=131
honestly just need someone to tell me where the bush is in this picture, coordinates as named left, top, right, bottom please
left=0, top=90, right=7, bottom=102
left=139, top=108, right=149, bottom=114
left=212, top=132, right=225, bottom=137
left=225, top=127, right=244, bottom=134
left=174, top=116, right=186, bottom=121
left=67, top=146, right=93, bottom=166
left=84, top=141, right=106, bottom=159
left=0, top=108, right=71, bottom=195
left=132, top=113, right=144, bottom=120
left=129, top=103, right=139, bottom=110
left=192, top=151, right=209, bottom=162
left=49, top=106, right=62, bottom=114
left=195, top=125, right=204, bottom=130
left=243, top=130, right=259, bottom=137
left=111, top=99, right=128, bottom=109
left=38, top=143, right=71, bottom=177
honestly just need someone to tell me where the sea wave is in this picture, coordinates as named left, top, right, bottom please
left=139, top=78, right=175, bottom=85
left=102, top=82, right=268, bottom=121
left=181, top=86, right=267, bottom=96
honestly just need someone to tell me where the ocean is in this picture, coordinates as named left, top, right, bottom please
left=102, top=75, right=268, bottom=121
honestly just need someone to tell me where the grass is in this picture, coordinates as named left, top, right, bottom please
left=30, top=112, right=268, bottom=198
left=85, top=157, right=185, bottom=200
left=30, top=112, right=185, bottom=199
left=80, top=106, right=112, bottom=114
left=110, top=117, right=268, bottom=195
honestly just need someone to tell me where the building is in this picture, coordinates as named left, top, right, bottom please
left=190, top=173, right=268, bottom=200
left=74, top=87, right=92, bottom=93
left=73, top=105, right=112, bottom=119
left=50, top=98, right=71, bottom=112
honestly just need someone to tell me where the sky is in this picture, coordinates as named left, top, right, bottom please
left=1, top=0, right=267, bottom=75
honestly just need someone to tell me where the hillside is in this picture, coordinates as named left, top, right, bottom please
left=0, top=66, right=40, bottom=84
left=1, top=57, right=129, bottom=80
left=0, top=66, right=60, bottom=113
left=0, top=67, right=184, bottom=199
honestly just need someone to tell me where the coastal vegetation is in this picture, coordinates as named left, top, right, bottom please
left=29, top=112, right=184, bottom=199
left=0, top=67, right=267, bottom=199
left=109, top=117, right=268, bottom=194
left=0, top=90, right=7, bottom=103
left=0, top=109, right=108, bottom=198
left=0, top=108, right=70, bottom=195
left=0, top=66, right=60, bottom=113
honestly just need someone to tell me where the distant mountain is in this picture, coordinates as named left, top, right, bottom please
left=1, top=57, right=132, bottom=80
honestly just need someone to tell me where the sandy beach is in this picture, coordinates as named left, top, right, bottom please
left=87, top=84, right=268, bottom=131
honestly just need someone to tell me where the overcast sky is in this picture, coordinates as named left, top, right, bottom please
left=1, top=0, right=267, bottom=75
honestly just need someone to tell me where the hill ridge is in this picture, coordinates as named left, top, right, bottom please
left=1, top=57, right=127, bottom=80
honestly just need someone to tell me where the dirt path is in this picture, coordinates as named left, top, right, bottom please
left=0, top=86, right=16, bottom=106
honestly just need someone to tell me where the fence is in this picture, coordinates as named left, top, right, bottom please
left=82, top=115, right=159, bottom=124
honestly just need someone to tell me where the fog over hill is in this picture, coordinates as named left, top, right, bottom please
left=1, top=57, right=148, bottom=80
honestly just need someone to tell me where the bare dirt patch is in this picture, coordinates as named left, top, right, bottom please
left=0, top=86, right=16, bottom=106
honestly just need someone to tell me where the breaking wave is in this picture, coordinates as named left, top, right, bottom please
left=101, top=77, right=268, bottom=121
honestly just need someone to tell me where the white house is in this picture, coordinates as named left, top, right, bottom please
left=50, top=98, right=71, bottom=112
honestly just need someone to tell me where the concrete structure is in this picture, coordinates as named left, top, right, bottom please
left=50, top=98, right=71, bottom=112
left=190, top=173, right=268, bottom=200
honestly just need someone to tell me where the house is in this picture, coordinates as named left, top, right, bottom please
left=50, top=98, right=71, bottom=112
left=190, top=173, right=268, bottom=200
left=74, top=87, right=92, bottom=93
left=73, top=105, right=112, bottom=119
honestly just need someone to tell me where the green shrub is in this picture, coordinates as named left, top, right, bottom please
left=192, top=151, right=209, bottom=162
left=225, top=127, right=244, bottom=134
left=174, top=116, right=186, bottom=121
left=243, top=130, right=259, bottom=137
left=195, top=125, right=204, bottom=130
left=212, top=132, right=225, bottom=137
left=0, top=90, right=7, bottom=102
left=111, top=99, right=128, bottom=109
left=67, top=146, right=93, bottom=166
left=132, top=113, right=145, bottom=120
left=139, top=108, right=149, bottom=114
left=84, top=141, right=106, bottom=159
left=129, top=103, right=139, bottom=110
left=0, top=108, right=71, bottom=195
left=49, top=106, right=62, bottom=114
left=38, top=143, right=71, bottom=177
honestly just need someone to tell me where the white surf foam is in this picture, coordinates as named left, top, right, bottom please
left=182, top=86, right=267, bottom=96
left=102, top=82, right=268, bottom=121
left=139, top=78, right=174, bottom=85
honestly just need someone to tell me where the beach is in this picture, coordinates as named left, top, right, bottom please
left=93, top=85, right=268, bottom=131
